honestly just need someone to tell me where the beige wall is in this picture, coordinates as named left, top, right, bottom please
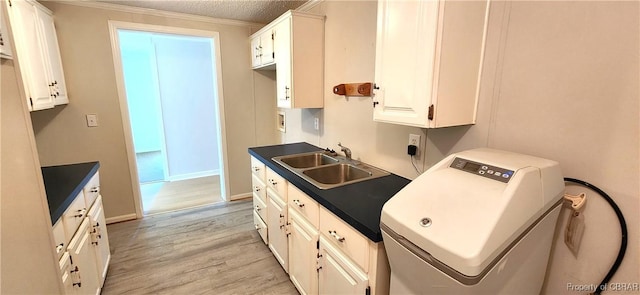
left=30, top=2, right=261, bottom=219
left=282, top=1, right=638, bottom=293
left=1, top=60, right=62, bottom=293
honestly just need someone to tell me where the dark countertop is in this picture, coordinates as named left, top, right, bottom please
left=41, top=162, right=100, bottom=224
left=249, top=142, right=411, bottom=242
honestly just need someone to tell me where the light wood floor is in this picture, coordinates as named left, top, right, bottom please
left=141, top=176, right=223, bottom=215
left=102, top=199, right=298, bottom=294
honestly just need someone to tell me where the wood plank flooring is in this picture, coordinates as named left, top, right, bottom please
left=141, top=176, right=223, bottom=215
left=102, top=199, right=298, bottom=294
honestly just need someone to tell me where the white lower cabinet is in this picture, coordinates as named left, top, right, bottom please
left=59, top=252, right=76, bottom=295
left=87, top=195, right=110, bottom=286
left=67, top=218, right=101, bottom=295
left=288, top=209, right=319, bottom=295
left=52, top=170, right=110, bottom=294
left=319, top=236, right=369, bottom=295
left=250, top=157, right=389, bottom=294
left=267, top=189, right=288, bottom=272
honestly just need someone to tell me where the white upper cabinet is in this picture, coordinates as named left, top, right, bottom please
left=1, top=10, right=13, bottom=59
left=7, top=0, right=69, bottom=111
left=373, top=0, right=490, bottom=128
left=251, top=28, right=275, bottom=69
left=250, top=10, right=324, bottom=109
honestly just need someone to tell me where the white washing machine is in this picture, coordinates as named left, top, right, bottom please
left=381, top=148, right=564, bottom=294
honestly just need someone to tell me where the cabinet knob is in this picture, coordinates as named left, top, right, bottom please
left=255, top=224, right=260, bottom=230
left=253, top=186, right=261, bottom=192
left=90, top=187, right=100, bottom=193
left=252, top=166, right=260, bottom=172
left=55, top=243, right=64, bottom=253
left=255, top=205, right=261, bottom=211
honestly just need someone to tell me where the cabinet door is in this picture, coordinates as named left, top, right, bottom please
left=267, top=193, right=288, bottom=272
left=67, top=218, right=101, bottom=295
left=35, top=7, right=68, bottom=105
left=260, top=30, right=274, bottom=65
left=275, top=18, right=292, bottom=108
left=59, top=252, right=77, bottom=295
left=288, top=209, right=319, bottom=295
left=250, top=36, right=262, bottom=68
left=88, top=195, right=110, bottom=287
left=373, top=0, right=439, bottom=127
left=7, top=0, right=54, bottom=111
left=318, top=236, right=368, bottom=295
left=1, top=12, right=13, bottom=58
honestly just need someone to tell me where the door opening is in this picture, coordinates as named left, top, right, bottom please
left=109, top=22, right=229, bottom=217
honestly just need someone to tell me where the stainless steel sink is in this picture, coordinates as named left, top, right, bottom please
left=277, top=152, right=339, bottom=168
left=272, top=152, right=390, bottom=189
left=303, top=164, right=371, bottom=184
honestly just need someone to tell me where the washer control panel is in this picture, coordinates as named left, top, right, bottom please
left=450, top=157, right=514, bottom=183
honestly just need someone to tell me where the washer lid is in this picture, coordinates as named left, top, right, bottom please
left=381, top=162, right=548, bottom=277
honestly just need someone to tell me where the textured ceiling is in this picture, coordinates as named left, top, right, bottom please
left=96, top=0, right=308, bottom=24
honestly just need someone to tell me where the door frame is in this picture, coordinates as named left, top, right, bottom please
left=108, top=20, right=230, bottom=218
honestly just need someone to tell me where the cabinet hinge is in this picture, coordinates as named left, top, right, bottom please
left=365, top=286, right=371, bottom=295
left=8, top=0, right=12, bottom=7
left=271, top=33, right=274, bottom=40
left=69, top=255, right=73, bottom=265
left=29, top=97, right=33, bottom=107
left=428, top=104, right=434, bottom=120
left=316, top=240, right=320, bottom=250
left=272, top=52, right=275, bottom=59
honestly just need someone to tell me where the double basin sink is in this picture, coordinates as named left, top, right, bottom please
left=272, top=151, right=390, bottom=189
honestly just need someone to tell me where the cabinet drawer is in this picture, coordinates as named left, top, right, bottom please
left=253, top=192, right=267, bottom=223
left=253, top=210, right=268, bottom=245
left=251, top=174, right=266, bottom=203
left=62, top=191, right=87, bottom=242
left=52, top=220, right=66, bottom=258
left=266, top=168, right=287, bottom=200
left=288, top=185, right=319, bottom=228
left=250, top=156, right=266, bottom=181
left=83, top=171, right=100, bottom=207
left=320, top=207, right=369, bottom=272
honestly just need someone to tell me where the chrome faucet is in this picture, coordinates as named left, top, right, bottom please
left=338, top=143, right=352, bottom=159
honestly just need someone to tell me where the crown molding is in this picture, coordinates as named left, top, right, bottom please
left=48, top=0, right=266, bottom=28
left=296, top=0, right=323, bottom=12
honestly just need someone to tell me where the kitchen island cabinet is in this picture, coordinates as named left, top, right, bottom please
left=248, top=143, right=411, bottom=294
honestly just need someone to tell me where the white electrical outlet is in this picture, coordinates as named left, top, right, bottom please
left=409, top=134, right=420, bottom=146
left=314, top=117, right=320, bottom=130
left=86, top=114, right=98, bottom=127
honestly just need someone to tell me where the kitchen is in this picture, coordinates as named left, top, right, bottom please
left=1, top=0, right=638, bottom=294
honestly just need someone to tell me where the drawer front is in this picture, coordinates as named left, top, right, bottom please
left=52, top=220, right=66, bottom=258
left=253, top=192, right=267, bottom=222
left=62, top=191, right=87, bottom=242
left=266, top=168, right=287, bottom=201
left=82, top=171, right=100, bottom=207
left=251, top=174, right=266, bottom=203
left=250, top=156, right=266, bottom=181
left=288, top=185, right=319, bottom=228
left=253, top=210, right=268, bottom=245
left=319, top=207, right=369, bottom=272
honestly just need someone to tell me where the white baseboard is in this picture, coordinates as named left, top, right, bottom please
left=168, top=170, right=219, bottom=182
left=106, top=213, right=137, bottom=224
left=230, top=192, right=252, bottom=201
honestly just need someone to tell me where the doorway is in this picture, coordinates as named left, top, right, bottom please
left=109, top=22, right=230, bottom=218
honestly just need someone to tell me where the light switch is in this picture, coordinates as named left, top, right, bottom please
left=86, top=114, right=98, bottom=127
